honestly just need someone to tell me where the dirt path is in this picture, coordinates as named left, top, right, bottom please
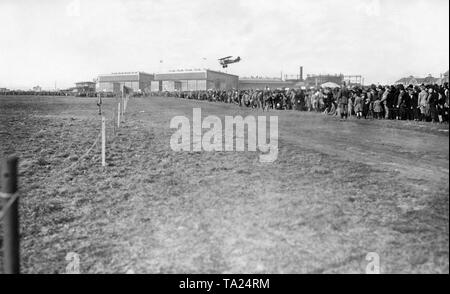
left=1, top=96, right=448, bottom=273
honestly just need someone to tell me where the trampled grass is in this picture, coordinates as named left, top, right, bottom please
left=0, top=95, right=448, bottom=273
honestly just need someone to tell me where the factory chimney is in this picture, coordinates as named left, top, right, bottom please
left=299, top=66, right=304, bottom=81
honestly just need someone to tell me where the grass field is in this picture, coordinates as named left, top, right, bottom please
left=0, top=95, right=448, bottom=274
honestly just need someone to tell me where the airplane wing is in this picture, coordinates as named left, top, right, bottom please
left=218, top=56, right=233, bottom=60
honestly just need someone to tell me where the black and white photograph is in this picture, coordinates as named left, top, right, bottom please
left=0, top=0, right=448, bottom=279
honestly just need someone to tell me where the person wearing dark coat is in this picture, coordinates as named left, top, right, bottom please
left=437, top=87, right=447, bottom=123
left=324, top=89, right=334, bottom=114
left=428, top=88, right=439, bottom=123
left=396, top=88, right=410, bottom=120
left=444, top=83, right=449, bottom=123
left=337, top=86, right=350, bottom=119
left=298, top=90, right=306, bottom=111
left=409, top=88, right=419, bottom=121
left=362, top=92, right=370, bottom=119
left=389, top=86, right=399, bottom=119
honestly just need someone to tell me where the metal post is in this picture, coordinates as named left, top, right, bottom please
left=1, top=157, right=19, bottom=274
left=101, top=116, right=106, bottom=167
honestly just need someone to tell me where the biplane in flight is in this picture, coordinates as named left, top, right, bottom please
left=218, top=56, right=241, bottom=68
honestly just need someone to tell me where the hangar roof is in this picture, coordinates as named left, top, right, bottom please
left=154, top=69, right=238, bottom=81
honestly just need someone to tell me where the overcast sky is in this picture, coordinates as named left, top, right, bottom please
left=0, top=0, right=448, bottom=89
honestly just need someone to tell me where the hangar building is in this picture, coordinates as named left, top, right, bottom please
left=97, top=72, right=154, bottom=94
left=152, top=69, right=239, bottom=92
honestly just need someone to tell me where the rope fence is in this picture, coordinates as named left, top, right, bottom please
left=0, top=92, right=132, bottom=274
left=54, top=93, right=130, bottom=173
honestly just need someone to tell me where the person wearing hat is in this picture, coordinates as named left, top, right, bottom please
left=348, top=90, right=355, bottom=118
left=445, top=83, right=449, bottom=123
left=337, top=85, right=350, bottom=119
left=396, top=87, right=410, bottom=120
left=353, top=90, right=364, bottom=119
left=436, top=85, right=448, bottom=123
left=441, top=83, right=449, bottom=123
left=329, top=87, right=339, bottom=116
left=256, top=90, right=263, bottom=110
left=428, top=87, right=439, bottom=123
left=322, top=88, right=332, bottom=114
left=289, top=89, right=296, bottom=111
left=418, top=85, right=429, bottom=121
left=312, top=89, right=320, bottom=112
left=263, top=90, right=270, bottom=111
left=362, top=91, right=371, bottom=119
left=408, top=87, right=419, bottom=121
left=373, top=96, right=383, bottom=119
left=380, top=86, right=390, bottom=119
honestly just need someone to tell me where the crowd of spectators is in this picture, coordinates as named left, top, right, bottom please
left=153, top=82, right=449, bottom=123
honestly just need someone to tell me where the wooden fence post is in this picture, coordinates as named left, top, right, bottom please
left=121, top=87, right=125, bottom=114
left=121, top=96, right=125, bottom=118
left=117, top=102, right=121, bottom=128
left=1, top=157, right=20, bottom=274
left=101, top=116, right=106, bottom=167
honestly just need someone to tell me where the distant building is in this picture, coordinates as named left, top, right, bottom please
left=343, top=75, right=363, bottom=87
left=0, top=88, right=9, bottom=93
left=421, top=74, right=439, bottom=85
left=32, top=85, right=42, bottom=92
left=395, top=74, right=439, bottom=86
left=395, top=76, right=414, bottom=86
left=237, top=73, right=355, bottom=90
left=75, top=81, right=96, bottom=89
left=75, top=81, right=96, bottom=95
left=97, top=72, right=154, bottom=94
left=304, top=74, right=344, bottom=87
left=238, top=77, right=293, bottom=90
left=153, top=69, right=238, bottom=92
